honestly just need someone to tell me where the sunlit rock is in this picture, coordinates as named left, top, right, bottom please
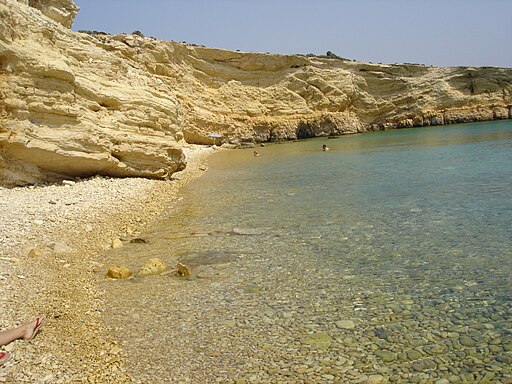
left=176, top=263, right=191, bottom=277
left=138, top=258, right=167, bottom=276
left=106, top=266, right=132, bottom=279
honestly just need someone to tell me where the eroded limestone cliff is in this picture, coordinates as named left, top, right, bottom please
left=1, top=0, right=511, bottom=186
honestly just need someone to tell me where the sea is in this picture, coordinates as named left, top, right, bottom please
left=100, top=120, right=512, bottom=383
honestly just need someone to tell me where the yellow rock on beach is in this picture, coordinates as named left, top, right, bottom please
left=112, top=238, right=123, bottom=249
left=106, top=266, right=133, bottom=279
left=176, top=263, right=192, bottom=277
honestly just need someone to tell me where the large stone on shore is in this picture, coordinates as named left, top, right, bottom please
left=176, top=262, right=191, bottom=277
left=106, top=266, right=132, bottom=279
left=138, top=258, right=167, bottom=276
left=111, top=238, right=123, bottom=249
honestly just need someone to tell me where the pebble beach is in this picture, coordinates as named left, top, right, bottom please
left=0, top=145, right=213, bottom=383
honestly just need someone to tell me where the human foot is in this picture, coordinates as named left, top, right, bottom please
left=23, top=315, right=46, bottom=340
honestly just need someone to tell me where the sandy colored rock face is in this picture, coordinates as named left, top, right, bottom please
left=26, top=0, right=80, bottom=28
left=1, top=1, right=186, bottom=186
left=1, top=0, right=511, bottom=186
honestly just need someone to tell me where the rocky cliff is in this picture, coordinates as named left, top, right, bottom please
left=1, top=0, right=511, bottom=186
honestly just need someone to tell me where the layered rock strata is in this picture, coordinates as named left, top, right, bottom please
left=1, top=0, right=186, bottom=186
left=1, top=0, right=511, bottom=186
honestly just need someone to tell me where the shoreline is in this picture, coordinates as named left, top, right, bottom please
left=0, top=145, right=214, bottom=382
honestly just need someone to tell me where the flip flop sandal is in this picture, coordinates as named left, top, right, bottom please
left=29, top=314, right=46, bottom=340
left=0, top=351, right=11, bottom=366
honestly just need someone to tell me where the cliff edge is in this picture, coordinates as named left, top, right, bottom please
left=1, top=0, right=511, bottom=186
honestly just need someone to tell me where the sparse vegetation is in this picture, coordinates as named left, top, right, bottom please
left=301, top=51, right=350, bottom=61
left=77, top=30, right=110, bottom=36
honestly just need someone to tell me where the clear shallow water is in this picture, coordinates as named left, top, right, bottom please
left=101, top=121, right=512, bottom=383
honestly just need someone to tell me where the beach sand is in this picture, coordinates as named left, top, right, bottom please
left=0, top=145, right=214, bottom=383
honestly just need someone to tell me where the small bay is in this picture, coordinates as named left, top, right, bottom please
left=100, top=120, right=512, bottom=383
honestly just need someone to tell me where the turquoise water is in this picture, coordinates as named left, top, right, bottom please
left=103, top=120, right=512, bottom=383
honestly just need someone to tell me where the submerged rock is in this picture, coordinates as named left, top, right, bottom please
left=304, top=333, right=332, bottom=349
left=412, top=358, right=437, bottom=371
left=407, top=349, right=423, bottom=360
left=375, top=350, right=397, bottom=362
left=335, top=320, right=356, bottom=329
left=138, top=258, right=167, bottom=276
left=374, top=328, right=393, bottom=339
left=130, top=238, right=149, bottom=243
left=231, top=228, right=262, bottom=236
left=368, top=375, right=386, bottom=384
left=459, top=336, right=476, bottom=347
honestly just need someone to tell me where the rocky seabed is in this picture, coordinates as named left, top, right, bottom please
left=99, top=219, right=512, bottom=384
